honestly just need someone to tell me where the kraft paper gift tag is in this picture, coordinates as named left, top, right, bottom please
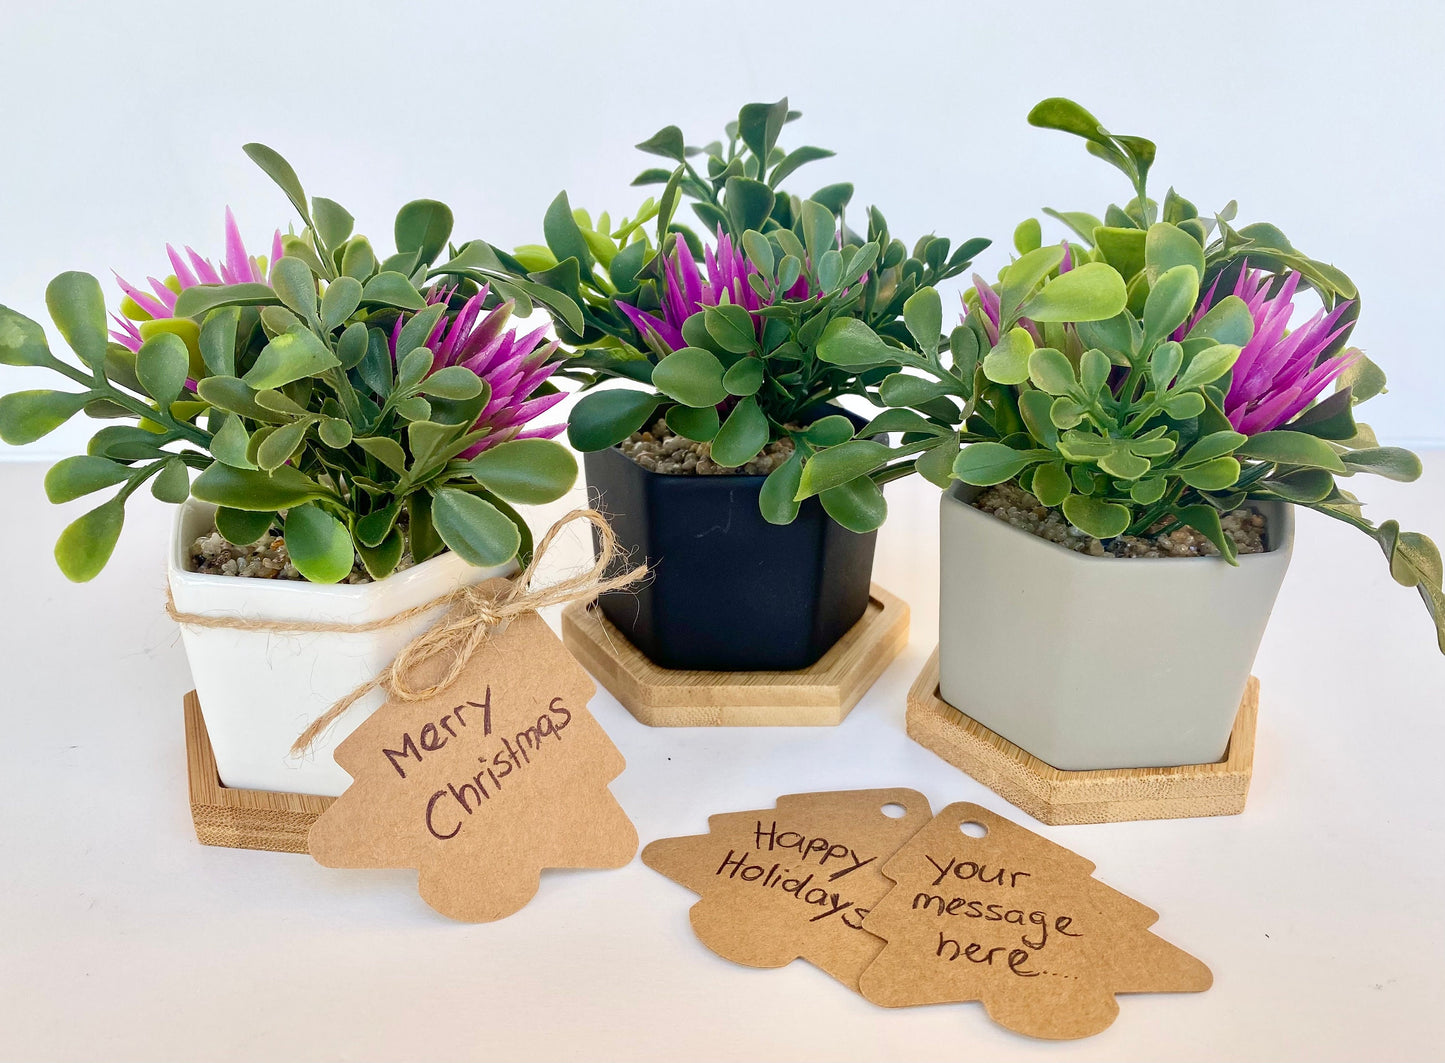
left=642, top=788, right=932, bottom=992
left=308, top=593, right=638, bottom=922
left=857, top=802, right=1211, bottom=1040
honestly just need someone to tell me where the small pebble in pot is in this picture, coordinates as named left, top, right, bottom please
left=972, top=483, right=1268, bottom=557
left=619, top=418, right=795, bottom=476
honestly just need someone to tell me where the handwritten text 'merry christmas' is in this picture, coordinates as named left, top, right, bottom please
left=377, top=686, right=576, bottom=840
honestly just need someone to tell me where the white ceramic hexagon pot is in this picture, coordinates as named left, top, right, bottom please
left=938, top=483, right=1294, bottom=770
left=168, top=499, right=516, bottom=796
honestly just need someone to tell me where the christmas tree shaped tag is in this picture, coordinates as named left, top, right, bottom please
left=857, top=802, right=1211, bottom=1039
left=307, top=582, right=638, bottom=922
left=643, top=788, right=933, bottom=991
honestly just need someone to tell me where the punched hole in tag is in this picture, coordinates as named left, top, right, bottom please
left=880, top=803, right=907, bottom=819
left=959, top=820, right=988, bottom=838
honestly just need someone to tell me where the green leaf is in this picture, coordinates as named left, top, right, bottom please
left=1027, top=347, right=1076, bottom=395
left=722, top=357, right=764, bottom=397
left=1182, top=430, right=1247, bottom=466
left=568, top=389, right=661, bottom=451
left=420, top=365, right=484, bottom=400
left=1130, top=475, right=1166, bottom=505
left=1173, top=504, right=1237, bottom=563
left=1237, top=430, right=1348, bottom=473
left=653, top=404, right=713, bottom=445
left=542, top=191, right=593, bottom=272
left=1179, top=456, right=1241, bottom=490
left=432, top=488, right=521, bottom=568
left=147, top=456, right=189, bottom=503
left=879, top=373, right=955, bottom=407
left=0, top=305, right=54, bottom=366
left=255, top=419, right=309, bottom=471
left=215, top=507, right=274, bottom=545
left=1014, top=218, right=1042, bottom=254
left=320, top=277, right=363, bottom=332
left=1062, top=494, right=1130, bottom=539
left=136, top=333, right=190, bottom=404
left=1374, top=522, right=1445, bottom=652
left=768, top=145, right=833, bottom=189
left=703, top=302, right=757, bottom=354
left=1093, top=227, right=1146, bottom=279
left=358, top=528, right=405, bottom=580
left=953, top=441, right=1043, bottom=486
left=270, top=256, right=319, bottom=323
left=1143, top=264, right=1200, bottom=345
left=1263, top=467, right=1335, bottom=503
left=982, top=327, right=1035, bottom=386
left=242, top=327, right=340, bottom=389
left=1162, top=392, right=1206, bottom=418
left=710, top=396, right=768, bottom=468
left=1337, top=354, right=1387, bottom=404
left=738, top=98, right=788, bottom=160
left=355, top=435, right=407, bottom=474
left=1177, top=343, right=1240, bottom=390
left=192, top=463, right=324, bottom=511
left=360, top=271, right=426, bottom=311
left=800, top=198, right=837, bottom=265
left=817, top=317, right=894, bottom=367
left=795, top=439, right=890, bottom=500
left=998, top=245, right=1065, bottom=322
left=636, top=125, right=686, bottom=162
left=458, top=438, right=578, bottom=504
left=45, top=271, right=108, bottom=367
left=312, top=197, right=354, bottom=250
left=341, top=237, right=378, bottom=281
left=723, top=177, right=775, bottom=235
left=1097, top=446, right=1151, bottom=480
left=44, top=455, right=131, bottom=503
left=1042, top=209, right=1104, bottom=244
left=395, top=199, right=454, bottom=267
left=198, top=307, right=240, bottom=377
left=1187, top=294, right=1254, bottom=348
left=759, top=448, right=804, bottom=525
left=283, top=504, right=355, bottom=583
left=903, top=287, right=942, bottom=357
left=820, top=475, right=887, bottom=533
left=54, top=498, right=125, bottom=582
left=1020, top=263, right=1127, bottom=323
left=1341, top=446, right=1423, bottom=482
left=802, top=415, right=856, bottom=446
left=172, top=282, right=278, bottom=320
left=861, top=409, right=947, bottom=438
left=1144, top=222, right=1205, bottom=285
left=652, top=347, right=728, bottom=408
left=0, top=389, right=90, bottom=444
left=1032, top=461, right=1071, bottom=507
left=243, top=143, right=312, bottom=227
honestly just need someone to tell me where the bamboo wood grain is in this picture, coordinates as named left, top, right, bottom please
left=184, top=691, right=333, bottom=853
left=906, top=648, right=1257, bottom=825
left=561, top=584, right=909, bottom=726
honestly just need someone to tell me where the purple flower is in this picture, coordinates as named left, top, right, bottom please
left=110, top=208, right=283, bottom=351
left=1183, top=265, right=1359, bottom=435
left=396, top=286, right=566, bottom=456
left=617, top=228, right=810, bottom=354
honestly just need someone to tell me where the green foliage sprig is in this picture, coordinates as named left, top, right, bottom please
left=497, top=98, right=991, bottom=532
left=0, top=148, right=577, bottom=583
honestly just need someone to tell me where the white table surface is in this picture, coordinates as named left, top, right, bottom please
left=3, top=453, right=1443, bottom=1063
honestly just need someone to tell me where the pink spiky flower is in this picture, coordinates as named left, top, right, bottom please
left=109, top=208, right=283, bottom=351
left=1182, top=265, right=1360, bottom=435
left=395, top=286, right=566, bottom=457
left=616, top=227, right=810, bottom=353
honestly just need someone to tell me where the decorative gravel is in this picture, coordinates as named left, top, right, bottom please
left=191, top=521, right=411, bottom=583
left=972, top=482, right=1268, bottom=558
left=620, top=419, right=794, bottom=475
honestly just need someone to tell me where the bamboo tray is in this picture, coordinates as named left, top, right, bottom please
left=184, top=691, right=332, bottom=854
left=560, top=584, right=909, bottom=726
left=905, top=648, right=1258, bottom=825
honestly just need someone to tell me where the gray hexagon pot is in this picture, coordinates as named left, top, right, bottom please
left=938, top=483, right=1294, bottom=770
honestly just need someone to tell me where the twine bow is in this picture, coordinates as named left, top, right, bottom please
left=165, top=508, right=645, bottom=756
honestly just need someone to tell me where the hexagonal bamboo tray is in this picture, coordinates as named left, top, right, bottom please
left=561, top=584, right=909, bottom=726
left=906, top=648, right=1258, bottom=825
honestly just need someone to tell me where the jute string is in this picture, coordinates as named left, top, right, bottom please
left=165, top=508, right=645, bottom=756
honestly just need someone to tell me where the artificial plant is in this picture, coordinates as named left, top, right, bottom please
left=796, top=98, right=1445, bottom=652
left=492, top=97, right=989, bottom=531
left=0, top=145, right=577, bottom=583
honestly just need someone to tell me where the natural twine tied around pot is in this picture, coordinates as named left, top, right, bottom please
left=165, top=508, right=645, bottom=757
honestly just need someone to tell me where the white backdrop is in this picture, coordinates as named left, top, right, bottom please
left=2, top=0, right=1442, bottom=458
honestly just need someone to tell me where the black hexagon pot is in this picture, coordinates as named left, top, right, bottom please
left=584, top=443, right=878, bottom=672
